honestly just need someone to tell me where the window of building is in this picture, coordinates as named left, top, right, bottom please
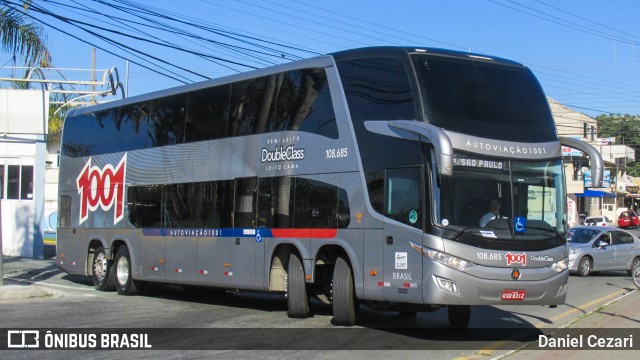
left=3, top=165, right=33, bottom=200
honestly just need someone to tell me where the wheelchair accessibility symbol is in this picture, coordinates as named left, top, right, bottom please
left=255, top=231, right=263, bottom=242
left=514, top=217, right=526, bottom=233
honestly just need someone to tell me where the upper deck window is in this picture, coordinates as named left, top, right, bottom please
left=61, top=68, right=337, bottom=157
left=412, top=55, right=556, bottom=142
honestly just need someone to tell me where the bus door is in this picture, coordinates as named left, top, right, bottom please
left=230, top=177, right=264, bottom=290
left=383, top=167, right=424, bottom=302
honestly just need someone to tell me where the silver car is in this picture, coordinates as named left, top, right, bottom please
left=567, top=226, right=640, bottom=277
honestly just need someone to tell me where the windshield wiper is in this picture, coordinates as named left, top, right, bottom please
left=520, top=225, right=563, bottom=238
left=452, top=226, right=476, bottom=240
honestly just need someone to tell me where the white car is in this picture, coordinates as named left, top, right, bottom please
left=584, top=216, right=612, bottom=227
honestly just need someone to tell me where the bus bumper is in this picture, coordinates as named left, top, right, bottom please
left=423, top=264, right=568, bottom=306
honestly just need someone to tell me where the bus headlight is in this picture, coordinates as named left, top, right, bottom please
left=435, top=276, right=460, bottom=295
left=422, top=247, right=476, bottom=271
left=550, top=257, right=568, bottom=273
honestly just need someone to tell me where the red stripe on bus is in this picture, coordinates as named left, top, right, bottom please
left=271, top=228, right=337, bottom=239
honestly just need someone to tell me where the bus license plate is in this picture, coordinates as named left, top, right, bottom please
left=501, top=289, right=526, bottom=301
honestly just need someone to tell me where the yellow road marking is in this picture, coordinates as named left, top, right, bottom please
left=455, top=289, right=629, bottom=360
left=532, top=288, right=627, bottom=328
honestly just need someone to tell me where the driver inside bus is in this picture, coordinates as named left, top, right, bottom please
left=480, top=198, right=505, bottom=227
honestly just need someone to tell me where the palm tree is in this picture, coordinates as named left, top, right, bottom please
left=1, top=0, right=51, bottom=67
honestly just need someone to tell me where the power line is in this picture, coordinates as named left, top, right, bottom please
left=4, top=0, right=193, bottom=84
left=533, top=0, right=640, bottom=42
left=488, top=0, right=640, bottom=46
left=289, top=0, right=469, bottom=51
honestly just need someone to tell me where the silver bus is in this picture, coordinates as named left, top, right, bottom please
left=57, top=47, right=603, bottom=328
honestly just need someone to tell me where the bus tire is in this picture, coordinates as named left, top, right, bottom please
left=287, top=253, right=310, bottom=318
left=92, top=246, right=115, bottom=291
left=448, top=305, right=471, bottom=329
left=332, top=256, right=357, bottom=326
left=578, top=256, right=592, bottom=277
left=114, top=246, right=144, bottom=295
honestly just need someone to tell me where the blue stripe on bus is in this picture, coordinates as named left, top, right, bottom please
left=142, top=228, right=267, bottom=238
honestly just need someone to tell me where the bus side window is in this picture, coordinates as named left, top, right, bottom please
left=385, top=167, right=423, bottom=229
left=147, top=94, right=189, bottom=146
left=257, top=177, right=294, bottom=228
left=128, top=186, right=163, bottom=228
left=234, top=178, right=258, bottom=228
left=58, top=195, right=72, bottom=228
left=293, top=178, right=338, bottom=229
left=186, top=85, right=230, bottom=142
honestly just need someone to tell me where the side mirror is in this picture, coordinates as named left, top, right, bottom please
left=596, top=240, right=609, bottom=248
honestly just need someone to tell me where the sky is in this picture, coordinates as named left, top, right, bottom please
left=1, top=0, right=639, bottom=118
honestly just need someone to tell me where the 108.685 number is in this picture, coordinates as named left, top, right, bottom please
left=326, top=148, right=348, bottom=159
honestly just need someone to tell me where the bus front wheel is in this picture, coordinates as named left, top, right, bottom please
left=287, top=253, right=310, bottom=318
left=114, top=246, right=145, bottom=295
left=332, top=256, right=358, bottom=326
left=448, top=305, right=471, bottom=329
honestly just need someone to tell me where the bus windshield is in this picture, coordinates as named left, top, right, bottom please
left=435, top=155, right=566, bottom=242
left=412, top=54, right=556, bottom=143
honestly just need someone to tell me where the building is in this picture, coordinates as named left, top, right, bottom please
left=0, top=89, right=49, bottom=258
left=549, top=98, right=636, bottom=226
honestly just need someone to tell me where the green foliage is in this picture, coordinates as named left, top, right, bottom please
left=597, top=114, right=640, bottom=176
left=0, top=2, right=51, bottom=68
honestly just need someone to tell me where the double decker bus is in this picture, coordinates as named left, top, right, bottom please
left=57, top=47, right=603, bottom=328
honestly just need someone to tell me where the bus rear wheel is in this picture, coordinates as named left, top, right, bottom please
left=92, top=246, right=115, bottom=291
left=114, top=246, right=145, bottom=295
left=287, top=253, right=310, bottom=318
left=332, top=256, right=357, bottom=326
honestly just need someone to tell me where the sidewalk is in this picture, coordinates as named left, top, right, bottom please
left=0, top=256, right=63, bottom=300
left=496, top=289, right=640, bottom=359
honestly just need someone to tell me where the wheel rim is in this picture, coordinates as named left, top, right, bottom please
left=581, top=258, right=590, bottom=275
left=94, top=252, right=107, bottom=281
left=116, top=255, right=130, bottom=286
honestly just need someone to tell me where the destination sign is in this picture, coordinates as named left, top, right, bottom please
left=453, top=157, right=505, bottom=169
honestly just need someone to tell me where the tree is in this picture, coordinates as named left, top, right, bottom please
left=596, top=114, right=640, bottom=177
left=1, top=0, right=51, bottom=68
